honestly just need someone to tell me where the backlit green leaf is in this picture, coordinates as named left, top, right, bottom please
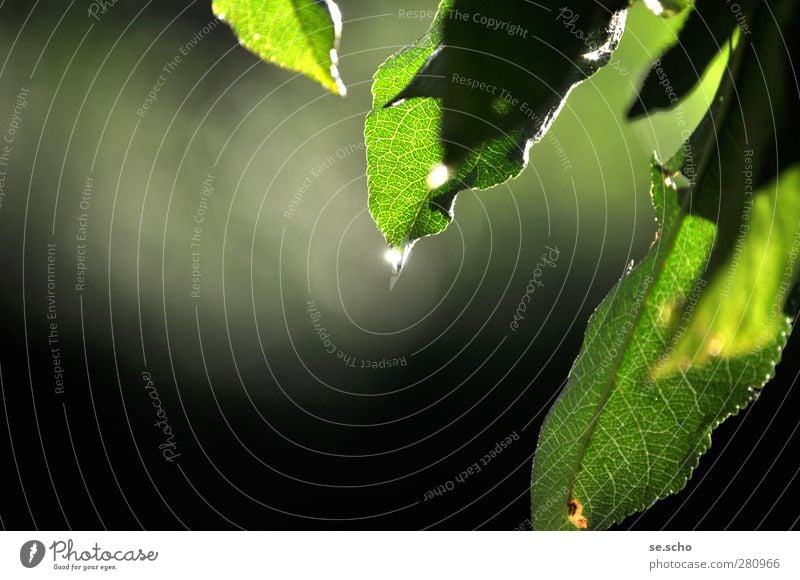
left=365, top=0, right=626, bottom=255
left=628, top=0, right=754, bottom=119
left=212, top=0, right=345, bottom=95
left=365, top=0, right=525, bottom=255
left=531, top=0, right=800, bottom=530
left=434, top=0, right=628, bottom=168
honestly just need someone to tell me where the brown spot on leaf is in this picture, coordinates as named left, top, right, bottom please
left=567, top=497, right=588, bottom=529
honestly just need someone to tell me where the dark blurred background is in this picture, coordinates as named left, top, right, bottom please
left=0, top=0, right=798, bottom=530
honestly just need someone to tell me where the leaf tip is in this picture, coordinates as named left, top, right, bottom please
left=328, top=49, right=347, bottom=96
left=384, top=243, right=413, bottom=277
left=626, top=99, right=647, bottom=121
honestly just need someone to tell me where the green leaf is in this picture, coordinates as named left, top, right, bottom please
left=365, top=0, right=626, bottom=254
left=643, top=0, right=694, bottom=18
left=365, top=0, right=521, bottom=254
left=628, top=0, right=754, bottom=119
left=212, top=0, right=345, bottom=95
left=531, top=0, right=800, bottom=530
left=658, top=166, right=800, bottom=374
left=434, top=0, right=628, bottom=167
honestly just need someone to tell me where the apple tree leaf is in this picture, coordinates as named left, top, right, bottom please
left=531, top=0, right=800, bottom=530
left=212, top=0, right=346, bottom=95
left=365, top=0, right=628, bottom=256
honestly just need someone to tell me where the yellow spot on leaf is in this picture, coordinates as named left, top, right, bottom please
left=567, top=497, right=588, bottom=529
left=708, top=335, right=724, bottom=357
left=659, top=301, right=675, bottom=325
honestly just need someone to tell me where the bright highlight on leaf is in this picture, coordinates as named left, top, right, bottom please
left=426, top=163, right=450, bottom=191
left=212, top=0, right=346, bottom=95
left=643, top=0, right=666, bottom=16
left=642, top=0, right=694, bottom=17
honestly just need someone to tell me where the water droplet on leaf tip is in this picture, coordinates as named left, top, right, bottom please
left=384, top=244, right=412, bottom=276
